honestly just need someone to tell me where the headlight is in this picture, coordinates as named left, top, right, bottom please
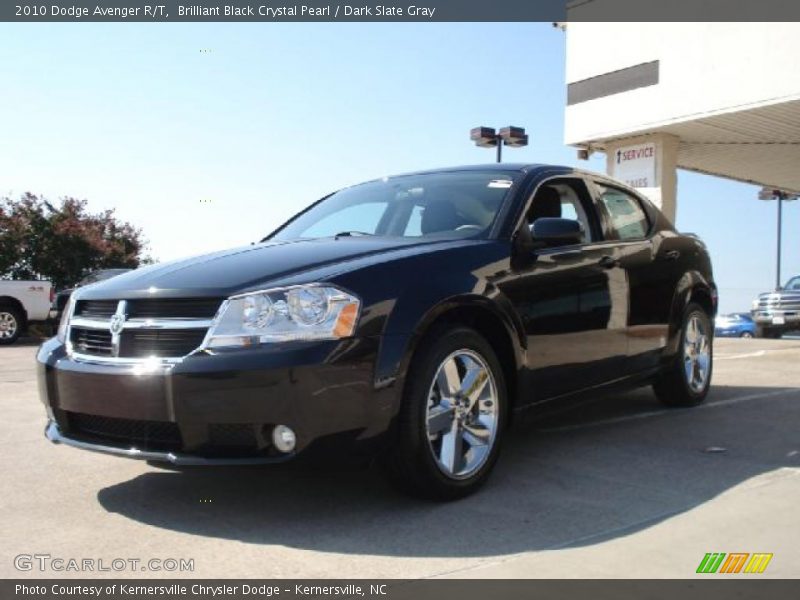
left=56, top=295, right=76, bottom=343
left=205, top=285, right=360, bottom=348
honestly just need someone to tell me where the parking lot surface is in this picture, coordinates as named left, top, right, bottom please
left=1, top=338, right=798, bottom=578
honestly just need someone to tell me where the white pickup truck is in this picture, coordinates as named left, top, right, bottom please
left=0, top=280, right=54, bottom=344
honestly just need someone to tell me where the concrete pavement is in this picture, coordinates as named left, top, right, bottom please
left=1, top=338, right=798, bottom=578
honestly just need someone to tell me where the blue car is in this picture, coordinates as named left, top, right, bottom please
left=715, top=312, right=756, bottom=338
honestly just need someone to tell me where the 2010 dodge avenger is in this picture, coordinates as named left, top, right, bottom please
left=37, top=164, right=716, bottom=499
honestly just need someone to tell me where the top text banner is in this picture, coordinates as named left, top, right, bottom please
left=5, top=0, right=800, bottom=22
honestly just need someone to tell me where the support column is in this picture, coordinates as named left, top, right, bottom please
left=605, top=133, right=679, bottom=223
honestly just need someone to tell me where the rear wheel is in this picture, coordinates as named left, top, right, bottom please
left=739, top=331, right=754, bottom=339
left=0, top=305, right=22, bottom=345
left=382, top=326, right=506, bottom=501
left=653, top=303, right=712, bottom=407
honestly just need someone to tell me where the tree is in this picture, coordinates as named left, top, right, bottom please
left=0, top=193, right=152, bottom=289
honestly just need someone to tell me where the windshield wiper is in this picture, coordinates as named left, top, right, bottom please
left=333, top=231, right=375, bottom=239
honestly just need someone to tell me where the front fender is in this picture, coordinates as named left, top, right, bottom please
left=329, top=241, right=521, bottom=419
left=374, top=280, right=526, bottom=412
left=665, top=270, right=716, bottom=357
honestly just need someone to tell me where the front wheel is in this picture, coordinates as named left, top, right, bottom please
left=653, top=303, right=712, bottom=407
left=757, top=326, right=782, bottom=339
left=382, top=326, right=507, bottom=501
left=740, top=331, right=754, bottom=339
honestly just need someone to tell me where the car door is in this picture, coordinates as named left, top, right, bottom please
left=499, top=176, right=629, bottom=403
left=589, top=180, right=676, bottom=374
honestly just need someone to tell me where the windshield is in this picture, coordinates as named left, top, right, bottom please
left=79, top=269, right=130, bottom=286
left=270, top=170, right=519, bottom=242
left=785, top=276, right=800, bottom=290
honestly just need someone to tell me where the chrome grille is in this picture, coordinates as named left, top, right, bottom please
left=75, top=300, right=118, bottom=318
left=126, top=298, right=222, bottom=319
left=756, top=292, right=800, bottom=313
left=119, top=329, right=208, bottom=358
left=70, top=328, right=114, bottom=356
left=75, top=298, right=222, bottom=319
left=67, top=298, right=222, bottom=362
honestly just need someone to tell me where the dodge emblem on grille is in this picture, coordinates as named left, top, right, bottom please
left=109, top=312, right=125, bottom=335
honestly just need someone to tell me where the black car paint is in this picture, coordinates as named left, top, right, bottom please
left=51, top=269, right=132, bottom=321
left=37, top=164, right=717, bottom=462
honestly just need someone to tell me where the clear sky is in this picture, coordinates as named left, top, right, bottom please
left=1, top=22, right=798, bottom=313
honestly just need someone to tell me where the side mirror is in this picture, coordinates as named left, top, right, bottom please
left=530, top=218, right=584, bottom=246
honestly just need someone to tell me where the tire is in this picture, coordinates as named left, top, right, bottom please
left=382, top=326, right=507, bottom=501
left=740, top=331, right=754, bottom=339
left=757, top=326, right=782, bottom=339
left=653, top=303, right=713, bottom=407
left=0, top=305, right=23, bottom=345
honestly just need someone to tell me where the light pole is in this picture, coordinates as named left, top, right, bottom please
left=470, top=126, right=529, bottom=163
left=758, top=188, right=799, bottom=290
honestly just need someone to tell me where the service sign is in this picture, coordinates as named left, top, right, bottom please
left=612, top=142, right=656, bottom=188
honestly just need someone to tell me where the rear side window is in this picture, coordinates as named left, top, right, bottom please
left=595, top=185, right=649, bottom=240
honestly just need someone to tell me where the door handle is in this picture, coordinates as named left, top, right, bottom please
left=598, top=255, right=618, bottom=269
left=660, top=250, right=681, bottom=261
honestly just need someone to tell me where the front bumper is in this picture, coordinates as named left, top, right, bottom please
left=37, top=335, right=395, bottom=463
left=752, top=311, right=800, bottom=328
left=44, top=421, right=281, bottom=465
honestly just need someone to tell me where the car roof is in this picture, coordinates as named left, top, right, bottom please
left=374, top=163, right=655, bottom=202
left=386, top=163, right=567, bottom=177
left=374, top=163, right=642, bottom=192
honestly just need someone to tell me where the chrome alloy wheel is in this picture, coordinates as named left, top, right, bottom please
left=0, top=311, right=18, bottom=340
left=683, top=314, right=711, bottom=393
left=425, top=349, right=499, bottom=479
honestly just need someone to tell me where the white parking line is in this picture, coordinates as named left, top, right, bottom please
left=537, top=388, right=800, bottom=433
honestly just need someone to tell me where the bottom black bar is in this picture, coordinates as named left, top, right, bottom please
left=4, top=580, right=800, bottom=600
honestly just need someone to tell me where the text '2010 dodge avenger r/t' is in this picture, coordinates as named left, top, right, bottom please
left=37, top=165, right=717, bottom=500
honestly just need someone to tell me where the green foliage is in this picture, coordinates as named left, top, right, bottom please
left=0, top=194, right=152, bottom=289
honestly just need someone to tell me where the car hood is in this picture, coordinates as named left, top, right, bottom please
left=758, top=290, right=800, bottom=300
left=77, top=237, right=478, bottom=300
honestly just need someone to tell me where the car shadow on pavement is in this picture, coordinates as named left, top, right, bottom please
left=96, top=384, right=800, bottom=557
left=14, top=337, right=46, bottom=347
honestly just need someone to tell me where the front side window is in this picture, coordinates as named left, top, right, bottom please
left=270, top=170, right=518, bottom=242
left=526, top=178, right=597, bottom=243
left=595, top=184, right=649, bottom=240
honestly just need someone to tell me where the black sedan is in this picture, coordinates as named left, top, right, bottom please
left=37, top=164, right=717, bottom=499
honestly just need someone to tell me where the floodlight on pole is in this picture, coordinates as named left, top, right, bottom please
left=470, top=125, right=529, bottom=163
